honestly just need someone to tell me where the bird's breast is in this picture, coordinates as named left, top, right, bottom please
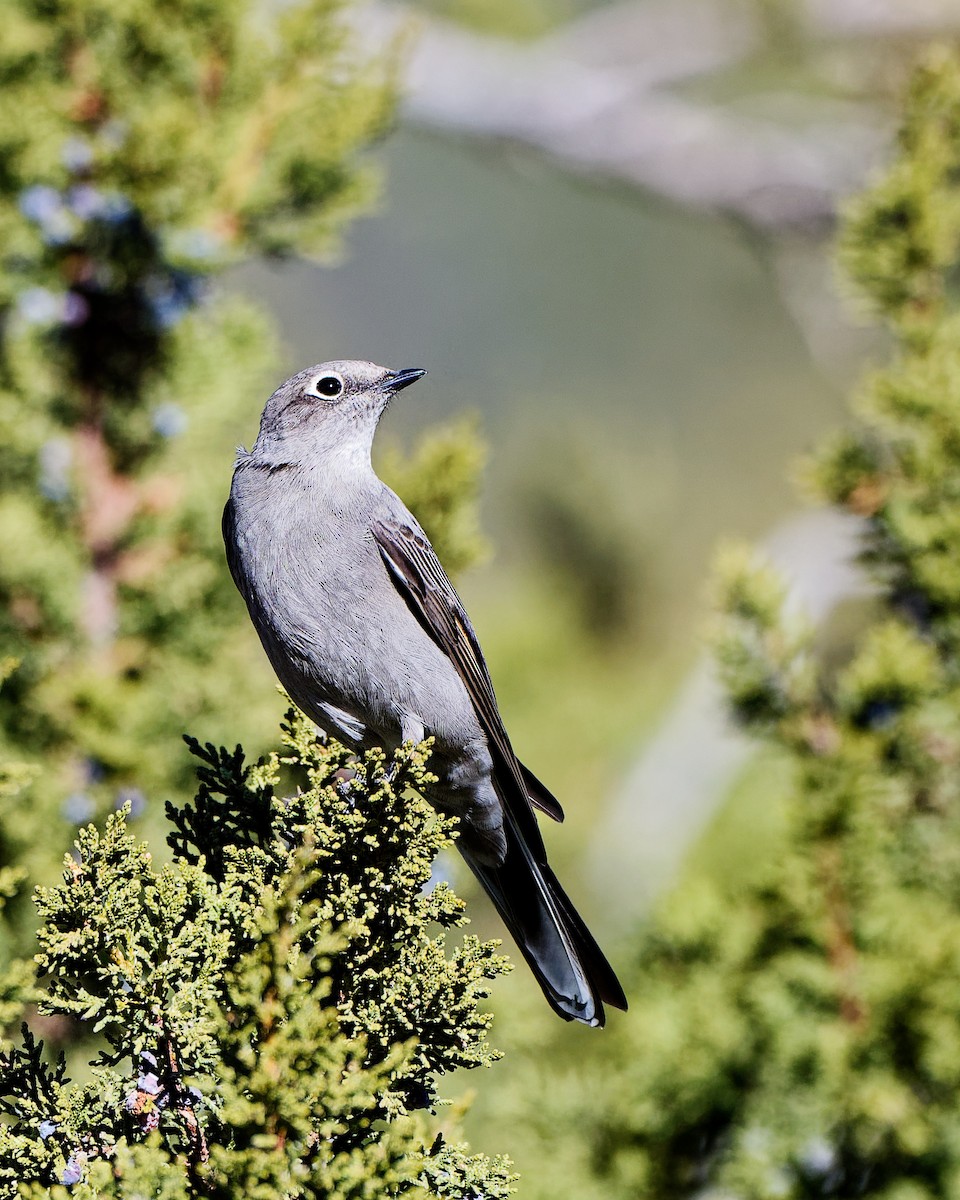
left=227, top=473, right=488, bottom=769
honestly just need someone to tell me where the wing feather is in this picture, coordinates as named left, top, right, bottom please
left=372, top=519, right=563, bottom=834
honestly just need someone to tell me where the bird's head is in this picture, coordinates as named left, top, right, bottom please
left=248, top=360, right=426, bottom=468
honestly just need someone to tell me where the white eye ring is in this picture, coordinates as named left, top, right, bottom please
left=306, top=372, right=344, bottom=400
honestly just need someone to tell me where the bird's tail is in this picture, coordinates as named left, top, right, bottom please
left=462, top=834, right=628, bottom=1027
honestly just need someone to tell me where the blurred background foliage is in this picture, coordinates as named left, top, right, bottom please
left=5, top=0, right=960, bottom=1195
left=469, top=43, right=960, bottom=1200
left=0, top=0, right=392, bottom=867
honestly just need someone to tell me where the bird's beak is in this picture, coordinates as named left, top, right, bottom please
left=385, top=368, right=427, bottom=392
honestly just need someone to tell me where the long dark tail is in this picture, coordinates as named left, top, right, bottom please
left=462, top=830, right=628, bottom=1027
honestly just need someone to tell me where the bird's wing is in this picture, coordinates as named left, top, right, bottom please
left=374, top=517, right=626, bottom=1025
left=372, top=517, right=563, bottom=828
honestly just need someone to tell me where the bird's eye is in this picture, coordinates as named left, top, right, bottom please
left=313, top=374, right=343, bottom=398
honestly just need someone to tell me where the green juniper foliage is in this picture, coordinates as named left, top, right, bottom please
left=0, top=709, right=513, bottom=1196
left=475, top=48, right=960, bottom=1200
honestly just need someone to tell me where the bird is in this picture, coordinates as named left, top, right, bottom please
left=223, top=360, right=627, bottom=1027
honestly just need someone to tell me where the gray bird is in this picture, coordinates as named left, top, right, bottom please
left=223, top=360, right=627, bottom=1026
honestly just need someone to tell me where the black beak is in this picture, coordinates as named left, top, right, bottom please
left=386, top=368, right=426, bottom=392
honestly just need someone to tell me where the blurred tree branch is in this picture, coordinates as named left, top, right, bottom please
left=352, top=0, right=960, bottom=231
